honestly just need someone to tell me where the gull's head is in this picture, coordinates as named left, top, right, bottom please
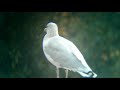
left=44, top=22, right=58, bottom=34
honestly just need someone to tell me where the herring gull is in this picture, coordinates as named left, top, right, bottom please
left=43, top=22, right=97, bottom=78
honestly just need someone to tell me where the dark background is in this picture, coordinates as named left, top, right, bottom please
left=0, top=12, right=120, bottom=78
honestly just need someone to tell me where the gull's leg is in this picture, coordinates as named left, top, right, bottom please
left=65, top=69, right=68, bottom=78
left=56, top=67, right=59, bottom=78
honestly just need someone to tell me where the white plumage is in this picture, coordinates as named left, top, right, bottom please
left=43, top=22, right=97, bottom=78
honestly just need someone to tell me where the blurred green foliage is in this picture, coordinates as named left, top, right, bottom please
left=0, top=12, right=120, bottom=78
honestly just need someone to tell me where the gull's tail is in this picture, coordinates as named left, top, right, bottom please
left=78, top=71, right=97, bottom=78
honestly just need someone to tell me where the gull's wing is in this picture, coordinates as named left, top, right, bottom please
left=43, top=36, right=92, bottom=72
left=61, top=37, right=92, bottom=71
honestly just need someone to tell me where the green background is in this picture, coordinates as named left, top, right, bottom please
left=0, top=12, right=120, bottom=78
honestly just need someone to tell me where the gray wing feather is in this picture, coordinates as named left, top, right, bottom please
left=44, top=36, right=88, bottom=72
